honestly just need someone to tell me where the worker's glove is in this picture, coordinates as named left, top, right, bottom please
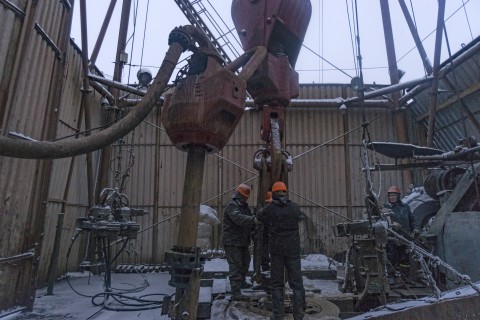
left=413, top=229, right=420, bottom=237
left=390, top=222, right=401, bottom=230
left=254, top=217, right=262, bottom=225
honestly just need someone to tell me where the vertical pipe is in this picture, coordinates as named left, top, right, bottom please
left=96, top=0, right=132, bottom=203
left=380, top=0, right=401, bottom=100
left=215, top=150, right=223, bottom=249
left=341, top=106, right=352, bottom=220
left=112, top=0, right=132, bottom=98
left=426, top=0, right=446, bottom=147
left=174, top=145, right=206, bottom=308
left=380, top=0, right=412, bottom=186
left=44, top=1, right=76, bottom=291
left=152, top=107, right=161, bottom=263
left=79, top=0, right=95, bottom=207
left=46, top=211, right=65, bottom=295
left=176, top=146, right=207, bottom=248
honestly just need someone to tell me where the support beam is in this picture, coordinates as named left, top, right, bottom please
left=380, top=0, right=412, bottom=186
left=426, top=0, right=445, bottom=147
left=398, top=0, right=433, bottom=75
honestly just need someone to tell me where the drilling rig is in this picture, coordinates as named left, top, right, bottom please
left=232, top=0, right=312, bottom=285
left=161, top=0, right=312, bottom=318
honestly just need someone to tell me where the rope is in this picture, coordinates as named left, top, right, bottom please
left=289, top=189, right=352, bottom=221
left=293, top=119, right=374, bottom=160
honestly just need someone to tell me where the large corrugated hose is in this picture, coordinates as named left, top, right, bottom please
left=0, top=26, right=198, bottom=159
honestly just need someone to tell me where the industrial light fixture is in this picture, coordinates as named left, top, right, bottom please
left=350, top=76, right=363, bottom=92
left=137, top=68, right=153, bottom=87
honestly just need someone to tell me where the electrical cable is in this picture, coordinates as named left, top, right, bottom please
left=345, top=0, right=358, bottom=74
left=461, top=0, right=474, bottom=40
left=301, top=43, right=353, bottom=79
left=139, top=0, right=150, bottom=68
left=65, top=230, right=96, bottom=298
left=408, top=0, right=417, bottom=32
left=65, top=229, right=169, bottom=312
left=125, top=0, right=139, bottom=85
left=320, top=0, right=324, bottom=82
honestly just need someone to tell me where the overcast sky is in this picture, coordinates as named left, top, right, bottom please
left=71, top=0, right=480, bottom=86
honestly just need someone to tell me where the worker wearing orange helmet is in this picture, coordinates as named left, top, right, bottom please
left=384, top=185, right=418, bottom=235
left=384, top=185, right=419, bottom=282
left=222, top=183, right=260, bottom=300
left=256, top=181, right=305, bottom=320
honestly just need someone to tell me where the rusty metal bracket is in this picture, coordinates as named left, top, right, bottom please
left=0, top=248, right=35, bottom=264
left=34, top=22, right=62, bottom=59
left=0, top=0, right=25, bottom=18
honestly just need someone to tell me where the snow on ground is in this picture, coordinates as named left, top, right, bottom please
left=4, top=272, right=174, bottom=320
left=204, top=254, right=338, bottom=272
left=1, top=254, right=342, bottom=319
left=301, top=254, right=340, bottom=270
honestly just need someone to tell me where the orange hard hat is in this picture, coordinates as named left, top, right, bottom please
left=236, top=184, right=251, bottom=197
left=388, top=185, right=401, bottom=193
left=265, top=191, right=273, bottom=203
left=272, top=181, right=287, bottom=192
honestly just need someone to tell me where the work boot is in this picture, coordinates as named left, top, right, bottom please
left=292, top=289, right=305, bottom=320
left=231, top=281, right=249, bottom=301
left=270, top=288, right=284, bottom=320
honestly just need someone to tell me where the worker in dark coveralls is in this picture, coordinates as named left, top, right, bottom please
left=256, top=182, right=305, bottom=320
left=384, top=185, right=420, bottom=278
left=222, top=183, right=259, bottom=300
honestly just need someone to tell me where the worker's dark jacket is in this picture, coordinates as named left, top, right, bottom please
left=222, top=198, right=255, bottom=247
left=384, top=200, right=418, bottom=233
left=257, top=197, right=302, bottom=256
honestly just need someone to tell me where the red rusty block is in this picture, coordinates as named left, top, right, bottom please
left=247, top=54, right=299, bottom=106
left=161, top=68, right=247, bottom=153
left=232, top=0, right=312, bottom=67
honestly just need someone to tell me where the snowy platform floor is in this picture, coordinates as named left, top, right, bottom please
left=3, top=255, right=341, bottom=320
left=5, top=272, right=174, bottom=320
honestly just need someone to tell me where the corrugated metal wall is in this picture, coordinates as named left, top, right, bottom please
left=0, top=0, right=105, bottom=310
left=38, top=40, right=104, bottom=285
